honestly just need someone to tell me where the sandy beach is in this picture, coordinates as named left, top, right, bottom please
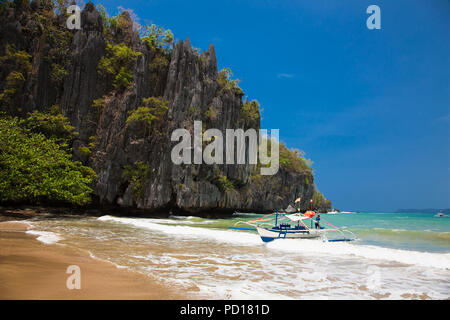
left=0, top=220, right=181, bottom=300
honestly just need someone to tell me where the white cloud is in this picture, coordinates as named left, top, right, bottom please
left=277, top=73, right=295, bottom=79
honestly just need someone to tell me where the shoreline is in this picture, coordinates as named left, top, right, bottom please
left=0, top=205, right=241, bottom=220
left=0, top=221, right=183, bottom=300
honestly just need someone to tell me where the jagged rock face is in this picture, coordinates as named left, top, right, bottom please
left=0, top=1, right=330, bottom=214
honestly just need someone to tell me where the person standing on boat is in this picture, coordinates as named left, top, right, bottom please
left=314, top=214, right=321, bottom=229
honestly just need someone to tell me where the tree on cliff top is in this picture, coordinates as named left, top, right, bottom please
left=260, top=139, right=313, bottom=175
left=312, top=190, right=331, bottom=212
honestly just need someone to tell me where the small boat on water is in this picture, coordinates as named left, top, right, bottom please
left=230, top=210, right=357, bottom=243
left=256, top=225, right=322, bottom=242
left=435, top=212, right=445, bottom=217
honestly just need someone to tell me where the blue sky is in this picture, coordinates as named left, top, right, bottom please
left=92, top=0, right=449, bottom=211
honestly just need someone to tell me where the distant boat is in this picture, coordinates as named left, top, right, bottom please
left=435, top=212, right=445, bottom=217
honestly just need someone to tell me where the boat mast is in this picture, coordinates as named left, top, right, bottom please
left=275, top=210, right=278, bottom=227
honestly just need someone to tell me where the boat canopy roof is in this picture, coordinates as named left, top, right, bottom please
left=285, top=214, right=310, bottom=221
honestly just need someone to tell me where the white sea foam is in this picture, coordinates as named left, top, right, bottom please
left=98, top=215, right=450, bottom=270
left=196, top=282, right=294, bottom=300
left=142, top=217, right=214, bottom=225
left=266, top=239, right=450, bottom=270
left=98, top=215, right=261, bottom=245
left=26, top=230, right=62, bottom=244
left=136, top=250, right=449, bottom=299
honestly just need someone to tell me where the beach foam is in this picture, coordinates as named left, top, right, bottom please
left=98, top=215, right=261, bottom=245
left=267, top=239, right=450, bottom=270
left=26, top=230, right=62, bottom=244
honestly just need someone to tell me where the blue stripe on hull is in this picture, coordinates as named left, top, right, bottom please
left=228, top=226, right=257, bottom=231
left=260, top=236, right=276, bottom=243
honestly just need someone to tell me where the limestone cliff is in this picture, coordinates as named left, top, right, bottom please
left=0, top=1, right=331, bottom=214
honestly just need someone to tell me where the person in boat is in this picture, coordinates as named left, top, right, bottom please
left=314, top=214, right=321, bottom=229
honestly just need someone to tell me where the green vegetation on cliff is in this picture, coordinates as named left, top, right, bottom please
left=279, top=143, right=313, bottom=174
left=141, top=24, right=174, bottom=52
left=312, top=190, right=332, bottom=212
left=98, top=42, right=142, bottom=90
left=213, top=174, right=235, bottom=192
left=240, top=99, right=260, bottom=127
left=126, top=97, right=168, bottom=136
left=217, top=68, right=243, bottom=95
left=122, top=161, right=149, bottom=199
left=260, top=138, right=313, bottom=175
left=0, top=45, right=32, bottom=109
left=24, top=107, right=78, bottom=144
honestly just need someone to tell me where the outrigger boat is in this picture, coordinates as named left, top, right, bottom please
left=230, top=210, right=357, bottom=243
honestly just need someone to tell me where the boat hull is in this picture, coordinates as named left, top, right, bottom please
left=256, top=226, right=322, bottom=242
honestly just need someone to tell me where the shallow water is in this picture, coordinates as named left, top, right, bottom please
left=25, top=211, right=450, bottom=299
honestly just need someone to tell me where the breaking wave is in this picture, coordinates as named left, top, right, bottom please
left=98, top=215, right=450, bottom=270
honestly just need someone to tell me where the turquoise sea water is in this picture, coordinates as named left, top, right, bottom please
left=323, top=212, right=450, bottom=253
left=161, top=211, right=450, bottom=253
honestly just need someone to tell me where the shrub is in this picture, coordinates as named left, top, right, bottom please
left=76, top=144, right=92, bottom=157
left=25, top=5, right=73, bottom=86
left=279, top=143, right=313, bottom=174
left=312, top=190, right=331, bottom=211
left=126, top=106, right=156, bottom=128
left=0, top=45, right=32, bottom=74
left=75, top=136, right=97, bottom=159
left=141, top=97, right=168, bottom=117
left=96, top=4, right=174, bottom=52
left=0, top=45, right=32, bottom=106
left=0, top=116, right=95, bottom=205
left=97, top=42, right=142, bottom=91
left=126, top=97, right=168, bottom=136
left=260, top=139, right=313, bottom=175
left=96, top=4, right=115, bottom=34
left=240, top=99, right=260, bottom=127
left=92, top=97, right=106, bottom=112
left=51, top=63, right=67, bottom=84
left=0, top=71, right=25, bottom=105
left=96, top=5, right=133, bottom=38
left=122, top=161, right=149, bottom=199
left=142, top=25, right=173, bottom=51
left=149, top=55, right=169, bottom=72
left=215, top=174, right=234, bottom=192
left=23, top=109, right=78, bottom=144
left=205, top=106, right=218, bottom=122
left=217, top=68, right=243, bottom=95
left=148, top=54, right=169, bottom=94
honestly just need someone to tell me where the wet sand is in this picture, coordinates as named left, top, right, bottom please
left=0, top=221, right=182, bottom=299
